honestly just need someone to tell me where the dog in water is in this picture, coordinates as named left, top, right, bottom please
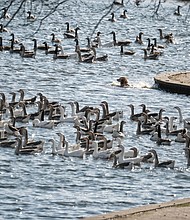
left=117, top=76, right=129, bottom=87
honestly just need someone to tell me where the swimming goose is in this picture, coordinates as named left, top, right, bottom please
left=4, top=122, right=21, bottom=137
left=75, top=38, right=91, bottom=53
left=18, top=89, right=37, bottom=105
left=91, top=32, right=102, bottom=48
left=9, top=104, right=30, bottom=123
left=0, top=138, right=17, bottom=148
left=64, top=140, right=85, bottom=158
left=141, top=152, right=155, bottom=163
left=152, top=38, right=165, bottom=49
left=157, top=28, right=174, bottom=44
left=76, top=48, right=95, bottom=63
left=2, top=7, right=11, bottom=19
left=150, top=44, right=163, bottom=56
left=185, top=147, right=190, bottom=168
left=65, top=22, right=75, bottom=33
left=112, top=154, right=133, bottom=169
left=64, top=27, right=80, bottom=39
left=19, top=127, right=44, bottom=149
left=32, top=39, right=48, bottom=50
left=90, top=47, right=108, bottom=61
left=136, top=120, right=154, bottom=135
left=92, top=141, right=113, bottom=159
left=51, top=33, right=61, bottom=44
left=149, top=149, right=175, bottom=169
left=43, top=42, right=57, bottom=55
left=146, top=38, right=151, bottom=51
left=142, top=48, right=159, bottom=60
left=135, top=32, right=143, bottom=44
left=9, top=36, right=20, bottom=53
left=0, top=37, right=11, bottom=51
left=48, top=138, right=65, bottom=155
left=20, top=43, right=36, bottom=58
left=127, top=104, right=144, bottom=121
left=108, top=12, right=116, bottom=22
left=0, top=24, right=8, bottom=32
left=120, top=45, right=135, bottom=55
left=174, top=5, right=182, bottom=16
left=120, top=9, right=128, bottom=18
left=117, top=145, right=142, bottom=166
left=112, top=121, right=126, bottom=139
left=33, top=118, right=55, bottom=129
left=53, top=44, right=70, bottom=59
left=174, top=106, right=190, bottom=129
left=113, top=0, right=124, bottom=6
left=156, top=124, right=172, bottom=145
left=175, top=131, right=186, bottom=143
left=110, top=31, right=131, bottom=46
left=27, top=11, right=36, bottom=21
left=15, top=137, right=43, bottom=155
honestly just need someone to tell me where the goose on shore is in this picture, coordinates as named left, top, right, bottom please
left=149, top=149, right=175, bottom=169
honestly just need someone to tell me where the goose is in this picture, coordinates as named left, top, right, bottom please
left=92, top=141, right=113, bottom=159
left=75, top=38, right=91, bottom=53
left=184, top=147, right=190, bottom=168
left=53, top=44, right=70, bottom=59
left=117, top=145, right=142, bottom=166
left=113, top=0, right=124, bottom=6
left=64, top=140, right=85, bottom=158
left=110, top=31, right=131, bottom=46
left=120, top=45, right=135, bottom=55
left=135, top=32, right=143, bottom=44
left=17, top=89, right=37, bottom=105
left=142, top=48, right=159, bottom=60
left=156, top=124, right=172, bottom=145
left=120, top=9, right=128, bottom=18
left=112, top=154, right=133, bottom=169
left=108, top=12, right=116, bottom=22
left=112, top=120, right=126, bottom=139
left=48, top=138, right=65, bottom=155
left=9, top=36, right=20, bottom=53
left=76, top=48, right=95, bottom=63
left=164, top=116, right=184, bottom=136
left=32, top=39, right=48, bottom=50
left=174, top=106, right=190, bottom=129
left=175, top=132, right=186, bottom=143
left=127, top=104, right=144, bottom=121
left=0, top=37, right=11, bottom=51
left=43, top=42, right=56, bottom=55
left=20, top=43, right=35, bottom=58
left=33, top=118, right=55, bottom=129
left=150, top=44, right=163, bottom=56
left=27, top=11, right=36, bottom=21
left=65, top=22, right=75, bottom=33
left=9, top=105, right=30, bottom=123
left=0, top=138, right=17, bottom=148
left=157, top=28, right=174, bottom=44
left=91, top=32, right=102, bottom=48
left=15, top=137, right=43, bottom=155
left=90, top=47, right=108, bottom=61
left=51, top=33, right=61, bottom=44
left=148, top=149, right=175, bottom=169
left=2, top=7, right=11, bottom=19
left=0, top=24, right=8, bottom=32
left=136, top=120, right=154, bottom=135
left=4, top=122, right=21, bottom=137
left=64, top=27, right=80, bottom=39
left=20, top=127, right=44, bottom=149
left=152, top=38, right=165, bottom=49
left=141, top=152, right=155, bottom=163
left=146, top=38, right=151, bottom=50
left=174, top=5, right=182, bottom=16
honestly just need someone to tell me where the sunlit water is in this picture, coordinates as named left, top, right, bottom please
left=0, top=0, right=190, bottom=219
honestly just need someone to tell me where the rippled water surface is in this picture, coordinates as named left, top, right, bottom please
left=0, top=0, right=190, bottom=219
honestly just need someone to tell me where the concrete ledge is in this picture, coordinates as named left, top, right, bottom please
left=154, top=71, right=190, bottom=95
left=82, top=198, right=190, bottom=220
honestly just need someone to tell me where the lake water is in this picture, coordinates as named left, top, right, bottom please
left=0, top=0, right=190, bottom=219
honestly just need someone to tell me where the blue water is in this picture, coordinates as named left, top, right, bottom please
left=0, top=0, right=190, bottom=219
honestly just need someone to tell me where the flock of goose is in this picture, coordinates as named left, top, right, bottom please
left=0, top=89, right=190, bottom=170
left=0, top=1, right=182, bottom=63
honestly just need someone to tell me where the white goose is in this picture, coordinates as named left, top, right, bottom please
left=33, top=119, right=54, bottom=129
left=117, top=145, right=143, bottom=166
left=48, top=138, right=65, bottom=155
left=92, top=141, right=113, bottom=159
left=64, top=140, right=85, bottom=158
